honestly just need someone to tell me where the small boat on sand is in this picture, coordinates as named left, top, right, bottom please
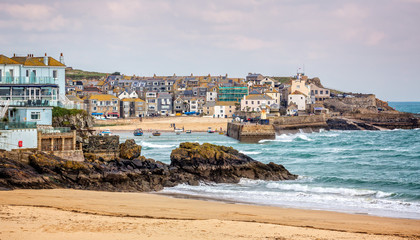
left=186, top=130, right=192, bottom=134
left=219, top=131, right=225, bottom=135
left=207, top=127, right=215, bottom=133
left=99, top=129, right=112, bottom=136
left=152, top=131, right=161, bottom=136
left=134, top=128, right=143, bottom=136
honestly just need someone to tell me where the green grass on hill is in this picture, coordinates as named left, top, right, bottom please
left=66, top=68, right=108, bottom=80
left=269, top=76, right=293, bottom=84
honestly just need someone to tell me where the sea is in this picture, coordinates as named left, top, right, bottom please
left=118, top=102, right=420, bottom=219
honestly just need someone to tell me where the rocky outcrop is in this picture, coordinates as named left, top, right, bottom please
left=327, top=119, right=360, bottom=130
left=0, top=141, right=297, bottom=192
left=119, top=139, right=141, bottom=160
left=52, top=107, right=95, bottom=144
left=170, top=142, right=297, bottom=183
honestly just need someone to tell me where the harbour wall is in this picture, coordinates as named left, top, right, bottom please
left=227, top=122, right=275, bottom=143
left=227, top=115, right=328, bottom=142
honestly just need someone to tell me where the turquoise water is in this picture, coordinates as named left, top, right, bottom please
left=118, top=128, right=420, bottom=219
left=117, top=103, right=420, bottom=219
left=388, top=102, right=420, bottom=114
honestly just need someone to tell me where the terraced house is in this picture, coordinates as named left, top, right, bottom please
left=86, top=94, right=120, bottom=118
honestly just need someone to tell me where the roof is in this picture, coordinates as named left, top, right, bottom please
left=11, top=56, right=65, bottom=67
left=215, top=101, right=236, bottom=106
left=84, top=86, right=101, bottom=92
left=244, top=94, right=273, bottom=100
left=0, top=55, right=19, bottom=64
left=203, top=102, right=216, bottom=107
left=88, top=94, right=118, bottom=101
left=122, top=98, right=145, bottom=102
left=66, top=95, right=83, bottom=102
left=290, top=90, right=307, bottom=96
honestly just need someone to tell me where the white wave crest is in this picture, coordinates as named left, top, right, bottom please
left=239, top=151, right=261, bottom=155
left=141, top=141, right=176, bottom=148
left=259, top=133, right=313, bottom=143
left=265, top=182, right=392, bottom=198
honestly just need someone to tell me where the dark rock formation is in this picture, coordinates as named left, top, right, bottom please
left=119, top=139, right=141, bottom=160
left=170, top=142, right=297, bottom=183
left=326, top=119, right=360, bottom=130
left=0, top=141, right=297, bottom=192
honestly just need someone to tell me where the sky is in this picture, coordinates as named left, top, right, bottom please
left=1, top=0, right=419, bottom=101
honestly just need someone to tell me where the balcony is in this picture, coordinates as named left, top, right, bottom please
left=0, top=76, right=57, bottom=85
left=0, top=122, right=37, bottom=130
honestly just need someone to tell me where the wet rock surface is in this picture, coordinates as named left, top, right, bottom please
left=0, top=141, right=297, bottom=192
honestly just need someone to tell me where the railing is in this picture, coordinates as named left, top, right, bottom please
left=0, top=76, right=57, bottom=85
left=39, top=127, right=71, bottom=134
left=0, top=122, right=37, bottom=130
left=1, top=99, right=59, bottom=107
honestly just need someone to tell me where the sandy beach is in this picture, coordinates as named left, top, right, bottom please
left=94, top=116, right=230, bottom=132
left=0, top=189, right=419, bottom=240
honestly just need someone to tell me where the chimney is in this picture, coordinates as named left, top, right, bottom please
left=13, top=53, right=15, bottom=57
left=59, top=53, right=65, bottom=64
left=44, top=53, right=48, bottom=65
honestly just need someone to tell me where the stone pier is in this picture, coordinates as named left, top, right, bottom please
left=227, top=122, right=275, bottom=143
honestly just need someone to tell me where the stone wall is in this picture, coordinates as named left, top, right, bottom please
left=227, top=122, right=275, bottom=143
left=52, top=150, right=85, bottom=162
left=83, top=135, right=120, bottom=161
left=270, top=115, right=328, bottom=133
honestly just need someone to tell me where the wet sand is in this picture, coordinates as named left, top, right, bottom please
left=94, top=116, right=230, bottom=132
left=1, top=189, right=419, bottom=240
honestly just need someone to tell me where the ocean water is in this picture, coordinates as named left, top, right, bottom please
left=388, top=101, right=420, bottom=114
left=117, top=103, right=420, bottom=219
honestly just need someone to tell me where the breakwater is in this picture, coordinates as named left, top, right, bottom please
left=227, top=115, right=328, bottom=142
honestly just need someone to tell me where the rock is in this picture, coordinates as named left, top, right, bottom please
left=326, top=119, right=360, bottom=130
left=0, top=142, right=298, bottom=192
left=119, top=139, right=142, bottom=160
left=170, top=142, right=297, bottom=183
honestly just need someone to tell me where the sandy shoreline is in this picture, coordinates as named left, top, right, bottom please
left=1, top=189, right=419, bottom=240
left=93, top=116, right=231, bottom=132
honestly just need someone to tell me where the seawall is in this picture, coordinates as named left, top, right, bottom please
left=270, top=115, right=328, bottom=134
left=227, top=122, right=275, bottom=143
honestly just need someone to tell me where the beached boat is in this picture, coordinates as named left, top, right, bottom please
left=174, top=128, right=183, bottom=133
left=219, top=131, right=225, bottom=135
left=133, top=128, right=143, bottom=136
left=176, top=132, right=181, bottom=135
left=152, top=131, right=161, bottom=136
left=98, top=129, right=112, bottom=136
left=186, top=130, right=192, bottom=134
left=207, top=127, right=215, bottom=133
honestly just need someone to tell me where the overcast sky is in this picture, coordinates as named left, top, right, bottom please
left=1, top=0, right=419, bottom=101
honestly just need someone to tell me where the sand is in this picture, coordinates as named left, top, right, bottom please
left=0, top=189, right=419, bottom=240
left=94, top=116, right=230, bottom=132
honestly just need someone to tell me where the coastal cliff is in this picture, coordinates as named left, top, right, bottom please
left=0, top=141, right=297, bottom=191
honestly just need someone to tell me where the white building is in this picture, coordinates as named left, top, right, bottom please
left=288, top=91, right=308, bottom=111
left=240, top=94, right=274, bottom=112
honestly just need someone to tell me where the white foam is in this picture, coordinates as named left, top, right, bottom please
left=239, top=151, right=261, bottom=155
left=259, top=133, right=313, bottom=143
left=140, top=141, right=176, bottom=149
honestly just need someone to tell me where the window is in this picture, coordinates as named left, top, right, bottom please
left=245, top=101, right=248, bottom=104
left=257, top=101, right=260, bottom=104
left=113, top=100, right=118, bottom=104
left=315, top=90, right=318, bottom=94
left=113, top=107, right=117, bottom=111
left=10, top=69, right=14, bottom=77
left=251, top=101, right=254, bottom=104
left=320, top=90, right=323, bottom=94
left=32, top=70, right=36, bottom=76
left=106, top=101, right=111, bottom=105
left=93, top=107, right=97, bottom=111
left=297, top=85, right=300, bottom=89
left=26, top=70, right=29, bottom=77
left=92, top=100, right=97, bottom=104
left=268, top=101, right=270, bottom=105
left=326, top=90, right=329, bottom=94
left=31, top=112, right=40, bottom=120
left=301, top=97, right=303, bottom=99
left=53, top=70, right=57, bottom=78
